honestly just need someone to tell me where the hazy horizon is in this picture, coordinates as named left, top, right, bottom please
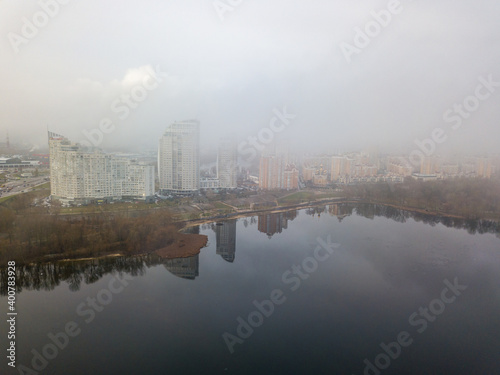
left=1, top=0, right=499, bottom=157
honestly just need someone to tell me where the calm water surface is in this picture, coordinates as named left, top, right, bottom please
left=1, top=204, right=500, bottom=375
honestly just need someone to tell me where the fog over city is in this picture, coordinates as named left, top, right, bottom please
left=1, top=0, right=499, bottom=156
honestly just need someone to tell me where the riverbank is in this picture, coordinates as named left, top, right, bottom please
left=2, top=193, right=498, bottom=267
left=357, top=200, right=500, bottom=222
left=180, top=197, right=360, bottom=228
left=29, top=233, right=209, bottom=264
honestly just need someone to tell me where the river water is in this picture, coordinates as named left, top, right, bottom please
left=1, top=204, right=500, bottom=374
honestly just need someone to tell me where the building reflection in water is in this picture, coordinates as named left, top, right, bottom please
left=258, top=210, right=297, bottom=238
left=2, top=204, right=499, bottom=295
left=163, top=255, right=200, bottom=280
left=215, top=219, right=237, bottom=262
left=328, top=204, right=354, bottom=222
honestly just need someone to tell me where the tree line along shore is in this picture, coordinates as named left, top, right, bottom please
left=0, top=177, right=499, bottom=266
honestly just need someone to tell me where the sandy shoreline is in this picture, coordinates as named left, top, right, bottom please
left=155, top=233, right=208, bottom=259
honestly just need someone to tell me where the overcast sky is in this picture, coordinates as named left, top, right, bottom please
left=1, top=0, right=499, bottom=156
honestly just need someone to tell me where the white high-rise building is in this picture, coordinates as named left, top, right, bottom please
left=158, top=120, right=200, bottom=195
left=217, top=137, right=237, bottom=189
left=48, top=132, right=155, bottom=204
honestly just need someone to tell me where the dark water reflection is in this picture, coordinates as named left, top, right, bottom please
left=2, top=204, right=498, bottom=296
left=1, top=204, right=499, bottom=375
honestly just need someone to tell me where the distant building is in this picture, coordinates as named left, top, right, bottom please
left=0, top=157, right=41, bottom=170
left=259, top=140, right=299, bottom=191
left=461, top=162, right=476, bottom=177
left=283, top=164, right=299, bottom=190
left=200, top=178, right=220, bottom=189
left=30, top=154, right=50, bottom=166
left=420, top=156, right=439, bottom=175
left=476, top=157, right=494, bottom=178
left=331, top=156, right=355, bottom=182
left=259, top=155, right=284, bottom=190
left=306, top=155, right=332, bottom=173
left=441, top=164, right=459, bottom=177
left=158, top=120, right=200, bottom=195
left=387, top=157, right=413, bottom=177
left=412, top=173, right=438, bottom=182
left=48, top=132, right=154, bottom=204
left=312, top=164, right=329, bottom=186
left=217, top=137, right=237, bottom=189
left=353, top=164, right=378, bottom=178
left=302, top=165, right=315, bottom=182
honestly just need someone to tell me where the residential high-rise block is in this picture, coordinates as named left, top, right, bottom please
left=476, top=157, right=493, bottom=178
left=158, top=120, right=200, bottom=195
left=283, top=164, right=299, bottom=190
left=259, top=155, right=284, bottom=190
left=259, top=155, right=299, bottom=190
left=331, top=156, right=354, bottom=182
left=48, top=132, right=155, bottom=204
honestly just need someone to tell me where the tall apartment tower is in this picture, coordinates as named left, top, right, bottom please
left=158, top=120, right=200, bottom=195
left=331, top=155, right=354, bottom=182
left=259, top=155, right=284, bottom=190
left=217, top=137, right=237, bottom=189
left=258, top=139, right=298, bottom=190
left=476, top=157, right=493, bottom=178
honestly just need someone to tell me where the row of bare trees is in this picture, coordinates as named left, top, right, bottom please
left=343, top=177, right=500, bottom=219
